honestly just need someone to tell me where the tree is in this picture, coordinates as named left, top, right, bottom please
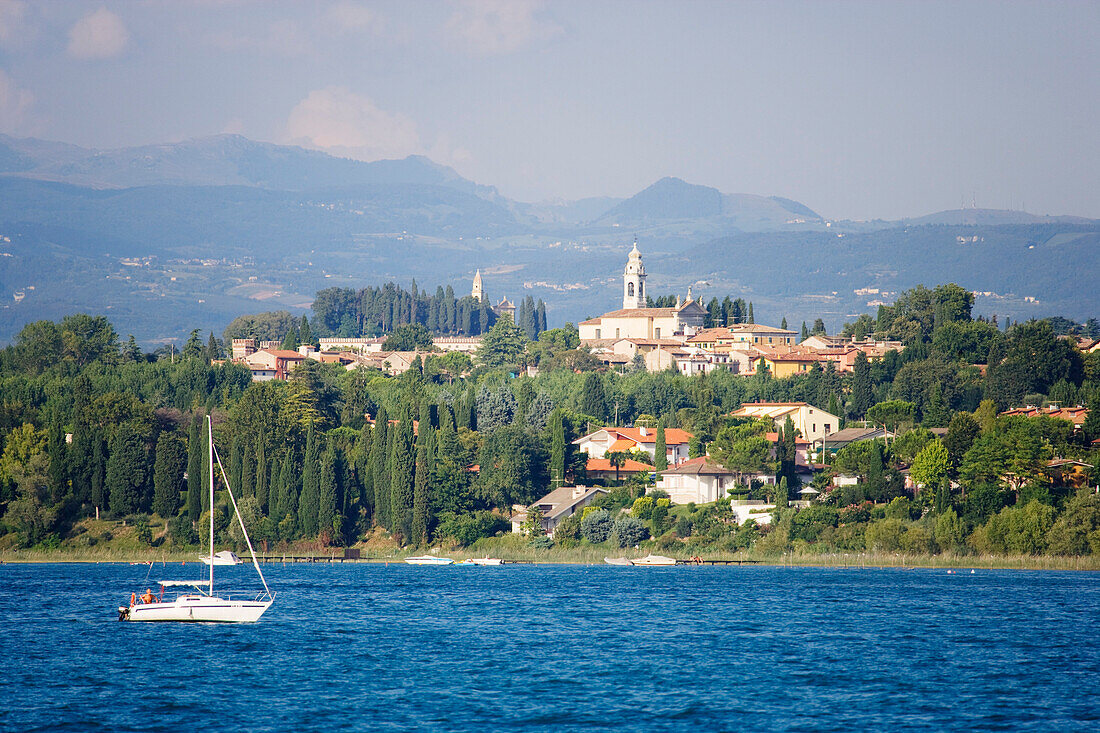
left=476, top=318, right=526, bottom=368
left=370, top=405, right=390, bottom=528
left=107, top=424, right=149, bottom=516
left=710, top=420, right=774, bottom=489
left=475, top=384, right=517, bottom=433
left=580, top=372, right=607, bottom=421
left=317, top=447, right=338, bottom=543
left=943, top=412, right=980, bottom=468
left=922, top=382, right=951, bottom=427
left=46, top=411, right=68, bottom=505
left=910, top=440, right=950, bottom=492
left=580, top=509, right=613, bottom=543
left=280, top=323, right=300, bottom=351
left=776, top=477, right=789, bottom=508
left=186, top=417, right=203, bottom=522
left=152, top=432, right=187, bottom=518
left=849, top=351, right=874, bottom=419
left=610, top=517, right=649, bottom=547
left=476, top=425, right=546, bottom=508
left=654, top=424, right=668, bottom=471
left=411, top=402, right=434, bottom=545
left=867, top=400, right=915, bottom=434
left=383, top=323, right=434, bottom=351
left=388, top=406, right=416, bottom=541
left=549, top=410, right=566, bottom=489
left=606, top=450, right=629, bottom=484
left=298, top=427, right=320, bottom=537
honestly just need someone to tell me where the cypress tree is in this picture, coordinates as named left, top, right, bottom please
left=228, top=438, right=243, bottom=497
left=536, top=299, right=547, bottom=335
left=257, top=441, right=272, bottom=512
left=318, top=446, right=338, bottom=543
left=411, top=402, right=434, bottom=545
left=46, top=410, right=69, bottom=505
left=186, top=416, right=203, bottom=522
left=654, top=423, right=668, bottom=471
left=299, top=315, right=315, bottom=348
left=370, top=405, right=390, bottom=528
left=781, top=316, right=788, bottom=330
left=107, top=424, right=148, bottom=516
left=357, top=422, right=374, bottom=523
left=241, top=446, right=255, bottom=509
left=549, top=410, right=566, bottom=488
left=152, top=432, right=187, bottom=518
left=747, top=302, right=754, bottom=324
left=801, top=321, right=809, bottom=341
left=850, top=351, right=874, bottom=419
left=388, top=406, right=415, bottom=541
left=776, top=476, right=789, bottom=508
left=91, top=428, right=107, bottom=513
left=277, top=451, right=298, bottom=521
left=580, top=372, right=607, bottom=421
left=298, top=427, right=321, bottom=537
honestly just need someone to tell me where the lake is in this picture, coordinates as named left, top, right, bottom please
left=1, top=562, right=1097, bottom=732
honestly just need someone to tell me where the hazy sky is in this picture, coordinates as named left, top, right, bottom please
left=0, top=0, right=1096, bottom=219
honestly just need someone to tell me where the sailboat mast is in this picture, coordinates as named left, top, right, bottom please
left=207, top=415, right=214, bottom=593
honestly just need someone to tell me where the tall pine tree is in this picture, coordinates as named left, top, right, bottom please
left=318, top=446, right=339, bottom=543
left=411, top=402, right=434, bottom=545
left=186, top=416, right=203, bottom=522
left=370, top=405, right=390, bottom=529
left=152, top=432, right=187, bottom=518
left=298, top=427, right=321, bottom=537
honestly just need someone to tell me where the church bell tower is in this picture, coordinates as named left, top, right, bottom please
left=622, top=238, right=646, bottom=309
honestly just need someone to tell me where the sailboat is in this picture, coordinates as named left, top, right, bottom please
left=118, top=416, right=275, bottom=623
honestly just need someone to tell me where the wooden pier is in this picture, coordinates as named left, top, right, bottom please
left=677, top=558, right=762, bottom=565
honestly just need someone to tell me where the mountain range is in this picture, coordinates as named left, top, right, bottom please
left=0, top=133, right=1097, bottom=345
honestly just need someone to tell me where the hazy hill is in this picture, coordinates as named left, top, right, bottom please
left=0, top=133, right=1097, bottom=344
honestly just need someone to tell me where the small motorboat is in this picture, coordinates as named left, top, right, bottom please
left=604, top=557, right=632, bottom=566
left=631, top=554, right=677, bottom=566
left=468, top=557, right=502, bottom=566
left=200, top=550, right=242, bottom=566
left=405, top=556, right=454, bottom=566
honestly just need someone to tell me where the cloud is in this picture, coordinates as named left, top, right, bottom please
left=208, top=19, right=312, bottom=57
left=323, top=2, right=376, bottom=33
left=285, top=87, right=421, bottom=161
left=445, top=0, right=558, bottom=56
left=67, top=6, right=129, bottom=60
left=0, top=68, right=34, bottom=133
left=0, top=0, right=29, bottom=49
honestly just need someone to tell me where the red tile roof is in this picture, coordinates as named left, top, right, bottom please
left=586, top=457, right=656, bottom=473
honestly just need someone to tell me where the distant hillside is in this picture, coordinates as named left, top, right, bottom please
left=0, top=133, right=1097, bottom=344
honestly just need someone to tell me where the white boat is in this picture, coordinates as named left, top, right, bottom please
left=200, top=550, right=242, bottom=566
left=405, top=555, right=454, bottom=566
left=604, top=557, right=633, bottom=566
left=631, top=554, right=677, bottom=566
left=469, top=557, right=502, bottom=566
left=119, top=416, right=274, bottom=623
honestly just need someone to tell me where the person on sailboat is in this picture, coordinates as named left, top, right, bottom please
left=140, top=588, right=157, bottom=604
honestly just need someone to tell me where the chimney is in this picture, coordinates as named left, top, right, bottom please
left=639, top=425, right=648, bottom=437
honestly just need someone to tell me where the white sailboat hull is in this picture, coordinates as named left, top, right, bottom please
left=122, top=596, right=272, bottom=623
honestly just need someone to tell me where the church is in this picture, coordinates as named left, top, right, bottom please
left=578, top=240, right=707, bottom=342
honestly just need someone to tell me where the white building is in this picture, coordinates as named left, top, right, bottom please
left=730, top=401, right=840, bottom=448
left=574, top=426, right=694, bottom=467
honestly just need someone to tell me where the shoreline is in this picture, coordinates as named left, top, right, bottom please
left=2, top=549, right=1098, bottom=571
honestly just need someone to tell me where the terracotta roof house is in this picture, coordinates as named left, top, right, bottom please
left=586, top=456, right=656, bottom=482
left=575, top=426, right=694, bottom=467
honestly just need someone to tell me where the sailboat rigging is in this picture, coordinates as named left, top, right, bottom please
left=118, top=416, right=275, bottom=622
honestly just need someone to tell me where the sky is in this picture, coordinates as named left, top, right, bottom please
left=0, top=0, right=1097, bottom=220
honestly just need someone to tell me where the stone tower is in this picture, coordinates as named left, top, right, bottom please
left=622, top=239, right=646, bottom=309
left=472, top=269, right=484, bottom=302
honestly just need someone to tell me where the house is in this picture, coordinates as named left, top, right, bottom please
left=585, top=456, right=656, bottom=482
left=824, top=426, right=890, bottom=454
left=579, top=241, right=707, bottom=342
left=655, top=456, right=740, bottom=504
left=318, top=336, right=386, bottom=354
left=574, top=426, right=694, bottom=466
left=753, top=350, right=820, bottom=378
left=729, top=500, right=776, bottom=526
left=244, top=349, right=307, bottom=380
left=511, top=486, right=608, bottom=536
left=730, top=401, right=840, bottom=448
left=433, top=335, right=483, bottom=353
left=999, top=404, right=1089, bottom=432
left=715, top=324, right=798, bottom=348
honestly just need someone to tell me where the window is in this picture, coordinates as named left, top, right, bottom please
left=627, top=282, right=635, bottom=296
left=654, top=327, right=661, bottom=338
left=595, top=329, right=601, bottom=339
left=615, top=328, right=620, bottom=338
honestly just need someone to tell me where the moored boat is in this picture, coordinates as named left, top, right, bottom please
left=631, top=554, right=677, bottom=566
left=604, top=557, right=632, bottom=566
left=200, top=550, right=242, bottom=566
left=405, top=555, right=454, bottom=566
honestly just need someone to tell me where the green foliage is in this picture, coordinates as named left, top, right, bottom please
left=580, top=509, right=613, bottom=543
left=152, top=432, right=186, bottom=518
left=910, top=440, right=950, bottom=489
left=476, top=318, right=527, bottom=369
left=383, top=323, right=435, bottom=351
left=434, top=511, right=507, bottom=546
left=609, top=517, right=650, bottom=547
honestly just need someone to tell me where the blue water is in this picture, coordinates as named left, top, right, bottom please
left=1, top=563, right=1097, bottom=732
